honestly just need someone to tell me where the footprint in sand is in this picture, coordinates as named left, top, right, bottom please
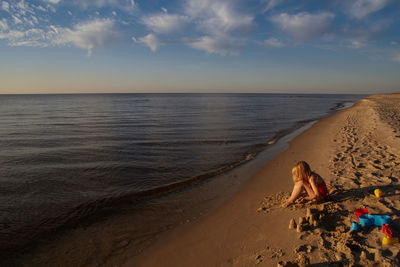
left=294, top=244, right=313, bottom=254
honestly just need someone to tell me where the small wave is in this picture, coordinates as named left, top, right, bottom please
left=330, top=102, right=345, bottom=110
left=267, top=138, right=277, bottom=145
left=244, top=152, right=257, bottom=161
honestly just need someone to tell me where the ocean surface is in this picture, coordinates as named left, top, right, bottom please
left=0, top=93, right=365, bottom=262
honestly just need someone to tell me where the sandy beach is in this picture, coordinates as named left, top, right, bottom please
left=129, top=94, right=400, bottom=266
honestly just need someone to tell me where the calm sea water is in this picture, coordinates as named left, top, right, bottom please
left=0, top=93, right=364, bottom=259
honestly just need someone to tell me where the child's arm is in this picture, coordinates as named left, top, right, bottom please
left=307, top=175, right=320, bottom=200
left=282, top=182, right=303, bottom=207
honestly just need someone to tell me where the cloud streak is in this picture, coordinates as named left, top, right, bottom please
left=135, top=33, right=163, bottom=52
left=68, top=0, right=135, bottom=11
left=263, top=0, right=283, bottom=12
left=45, top=0, right=61, bottom=4
left=2, top=1, right=9, bottom=12
left=347, top=0, right=391, bottom=19
left=263, top=37, right=285, bottom=48
left=189, top=35, right=243, bottom=55
left=0, top=19, right=8, bottom=31
left=142, top=13, right=189, bottom=34
left=270, top=12, right=335, bottom=41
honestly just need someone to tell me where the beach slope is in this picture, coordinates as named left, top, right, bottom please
left=131, top=94, right=400, bottom=266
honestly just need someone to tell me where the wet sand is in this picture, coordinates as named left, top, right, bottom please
left=131, top=94, right=400, bottom=266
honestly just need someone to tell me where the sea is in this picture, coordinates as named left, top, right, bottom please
left=0, top=93, right=365, bottom=264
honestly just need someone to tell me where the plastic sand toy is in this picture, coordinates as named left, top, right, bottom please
left=382, top=224, right=398, bottom=245
left=350, top=222, right=361, bottom=232
left=383, top=223, right=393, bottom=238
left=355, top=208, right=369, bottom=220
left=382, top=236, right=399, bottom=245
left=353, top=210, right=397, bottom=245
left=358, top=214, right=390, bottom=227
left=374, top=189, right=383, bottom=198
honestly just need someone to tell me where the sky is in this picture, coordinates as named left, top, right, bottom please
left=0, top=0, right=400, bottom=94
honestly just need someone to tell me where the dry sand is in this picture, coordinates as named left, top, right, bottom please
left=131, top=94, right=400, bottom=266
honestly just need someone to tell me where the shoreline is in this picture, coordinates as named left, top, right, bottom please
left=130, top=93, right=400, bottom=266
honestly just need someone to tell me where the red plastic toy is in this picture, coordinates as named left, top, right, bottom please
left=383, top=223, right=393, bottom=238
left=355, top=208, right=369, bottom=220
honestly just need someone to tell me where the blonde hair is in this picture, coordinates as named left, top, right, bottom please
left=292, top=161, right=312, bottom=183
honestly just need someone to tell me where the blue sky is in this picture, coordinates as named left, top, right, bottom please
left=0, top=0, right=399, bottom=94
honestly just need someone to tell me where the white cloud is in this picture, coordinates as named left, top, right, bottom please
left=16, top=0, right=34, bottom=15
left=263, top=37, right=285, bottom=48
left=270, top=12, right=335, bottom=41
left=349, top=39, right=365, bottom=49
left=36, top=5, right=46, bottom=12
left=142, top=13, right=189, bottom=34
left=189, top=35, right=242, bottom=55
left=137, top=0, right=254, bottom=55
left=187, top=0, right=254, bottom=38
left=24, top=17, right=36, bottom=27
left=0, top=6, right=118, bottom=54
left=0, top=19, right=8, bottom=31
left=136, top=33, right=162, bottom=52
left=335, top=20, right=389, bottom=49
left=185, top=0, right=254, bottom=55
left=12, top=28, right=45, bottom=46
left=32, top=15, right=39, bottom=24
left=12, top=15, right=23, bottom=24
left=54, top=19, right=119, bottom=55
left=45, top=0, right=61, bottom=4
left=10, top=40, right=42, bottom=46
left=0, top=30, right=24, bottom=41
left=2, top=1, right=9, bottom=12
left=347, top=0, right=391, bottom=19
left=263, top=0, right=283, bottom=12
left=72, top=0, right=135, bottom=11
left=0, top=28, right=48, bottom=47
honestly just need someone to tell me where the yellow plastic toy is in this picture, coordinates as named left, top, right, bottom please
left=382, top=236, right=398, bottom=245
left=374, top=189, right=382, bottom=198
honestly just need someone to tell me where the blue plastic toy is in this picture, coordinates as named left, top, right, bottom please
left=359, top=214, right=391, bottom=227
left=350, top=222, right=361, bottom=232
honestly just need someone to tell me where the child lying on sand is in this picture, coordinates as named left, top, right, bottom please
left=282, top=161, right=328, bottom=208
